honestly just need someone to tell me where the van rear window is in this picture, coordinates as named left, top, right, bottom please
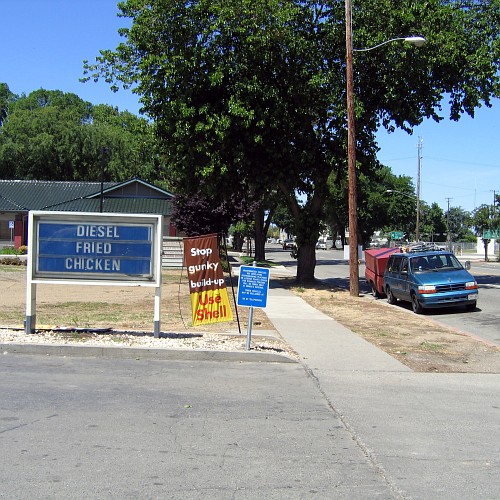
left=387, top=256, right=401, bottom=273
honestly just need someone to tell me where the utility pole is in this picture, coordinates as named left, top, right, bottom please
left=445, top=197, right=452, bottom=251
left=489, top=189, right=497, bottom=230
left=495, top=190, right=499, bottom=261
left=487, top=190, right=498, bottom=262
left=345, top=0, right=359, bottom=296
left=416, top=137, right=423, bottom=241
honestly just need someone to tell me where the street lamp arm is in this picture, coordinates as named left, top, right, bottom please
left=354, top=36, right=426, bottom=52
left=386, top=189, right=417, bottom=199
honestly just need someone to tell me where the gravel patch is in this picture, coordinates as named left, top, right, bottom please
left=0, top=327, right=299, bottom=359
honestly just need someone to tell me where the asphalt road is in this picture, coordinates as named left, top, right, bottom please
left=426, top=261, right=500, bottom=345
left=1, top=355, right=394, bottom=499
left=266, top=245, right=500, bottom=346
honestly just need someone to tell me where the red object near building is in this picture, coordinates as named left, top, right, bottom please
left=364, top=247, right=400, bottom=298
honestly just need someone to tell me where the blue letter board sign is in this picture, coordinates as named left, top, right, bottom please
left=37, top=222, right=153, bottom=277
left=237, top=265, right=270, bottom=308
left=29, top=212, right=162, bottom=284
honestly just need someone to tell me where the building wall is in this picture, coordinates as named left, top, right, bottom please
left=0, top=212, right=24, bottom=244
left=476, top=237, right=498, bottom=256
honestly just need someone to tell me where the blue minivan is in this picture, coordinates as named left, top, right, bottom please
left=383, top=249, right=478, bottom=314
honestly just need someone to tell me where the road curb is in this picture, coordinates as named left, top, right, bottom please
left=0, top=342, right=297, bottom=363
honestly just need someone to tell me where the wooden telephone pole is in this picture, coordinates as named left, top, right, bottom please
left=416, top=137, right=423, bottom=241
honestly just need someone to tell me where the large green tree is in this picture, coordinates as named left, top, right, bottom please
left=472, top=197, right=500, bottom=260
left=0, top=83, right=16, bottom=126
left=83, top=0, right=500, bottom=283
left=420, top=202, right=447, bottom=242
left=445, top=206, right=473, bottom=243
left=359, top=167, right=417, bottom=245
left=472, top=204, right=498, bottom=260
left=325, top=164, right=418, bottom=246
left=0, top=87, right=159, bottom=182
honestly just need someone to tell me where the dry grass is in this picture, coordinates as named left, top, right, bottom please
left=0, top=268, right=273, bottom=334
left=283, top=278, right=500, bottom=373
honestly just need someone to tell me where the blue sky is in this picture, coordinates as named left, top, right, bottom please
left=2, top=1, right=499, bottom=214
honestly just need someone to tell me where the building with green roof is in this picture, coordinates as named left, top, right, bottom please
left=0, top=178, right=175, bottom=248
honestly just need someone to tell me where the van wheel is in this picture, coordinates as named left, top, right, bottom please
left=371, top=282, right=382, bottom=299
left=411, top=293, right=423, bottom=314
left=465, top=302, right=477, bottom=312
left=386, top=287, right=397, bottom=305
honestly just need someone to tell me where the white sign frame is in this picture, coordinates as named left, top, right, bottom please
left=26, top=211, right=163, bottom=337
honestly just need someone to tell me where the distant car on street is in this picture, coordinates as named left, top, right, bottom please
left=283, top=239, right=296, bottom=250
left=316, top=237, right=333, bottom=250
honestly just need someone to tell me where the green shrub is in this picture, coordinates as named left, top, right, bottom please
left=0, top=245, right=28, bottom=255
left=0, top=246, right=17, bottom=255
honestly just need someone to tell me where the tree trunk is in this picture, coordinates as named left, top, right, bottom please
left=296, top=241, right=317, bottom=283
left=294, top=201, right=322, bottom=283
left=277, top=172, right=327, bottom=284
left=254, top=206, right=266, bottom=262
left=483, top=238, right=489, bottom=261
left=233, top=234, right=244, bottom=252
left=254, top=204, right=275, bottom=262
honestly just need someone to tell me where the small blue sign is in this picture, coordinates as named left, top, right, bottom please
left=36, top=221, right=154, bottom=278
left=237, top=265, right=270, bottom=308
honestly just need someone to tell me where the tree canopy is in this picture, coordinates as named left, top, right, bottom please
left=171, top=186, right=258, bottom=236
left=83, top=0, right=500, bottom=282
left=0, top=83, right=16, bottom=127
left=0, top=86, right=160, bottom=183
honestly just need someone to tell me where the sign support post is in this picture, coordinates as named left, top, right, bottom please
left=25, top=214, right=37, bottom=334
left=246, top=296, right=254, bottom=351
left=154, top=280, right=161, bottom=338
left=9, top=220, right=14, bottom=245
left=25, top=283, right=37, bottom=334
left=237, top=261, right=270, bottom=351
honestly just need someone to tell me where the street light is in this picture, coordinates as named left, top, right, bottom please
left=353, top=37, right=426, bottom=52
left=345, top=0, right=425, bottom=296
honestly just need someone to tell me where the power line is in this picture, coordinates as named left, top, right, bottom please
left=380, top=155, right=500, bottom=169
left=425, top=156, right=500, bottom=169
left=424, top=179, right=494, bottom=194
left=379, top=156, right=415, bottom=162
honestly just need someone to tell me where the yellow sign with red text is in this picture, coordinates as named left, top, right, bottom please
left=184, top=234, right=233, bottom=326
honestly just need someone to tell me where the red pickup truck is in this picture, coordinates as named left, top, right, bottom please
left=364, top=247, right=400, bottom=298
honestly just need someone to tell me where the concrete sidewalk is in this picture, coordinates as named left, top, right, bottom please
left=264, top=280, right=500, bottom=500
left=265, top=283, right=410, bottom=373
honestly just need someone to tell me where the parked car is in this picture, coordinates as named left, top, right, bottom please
left=383, top=248, right=478, bottom=314
left=316, top=237, right=333, bottom=250
left=283, top=239, right=296, bottom=250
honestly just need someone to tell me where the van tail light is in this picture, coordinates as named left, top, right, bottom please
left=418, top=285, right=436, bottom=294
left=465, top=281, right=478, bottom=290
